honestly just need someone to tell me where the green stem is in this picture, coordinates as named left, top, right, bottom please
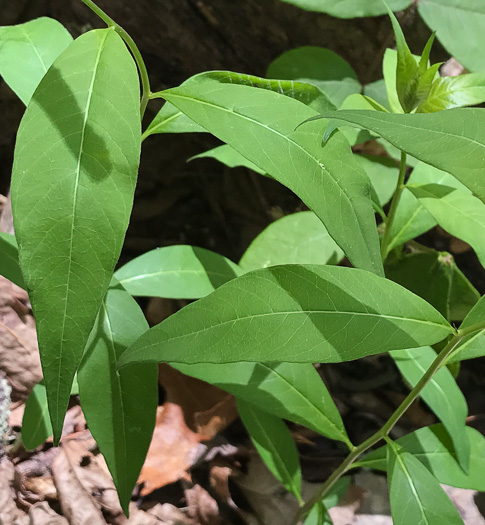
left=380, top=151, right=407, bottom=261
left=291, top=334, right=461, bottom=524
left=80, top=0, right=151, bottom=119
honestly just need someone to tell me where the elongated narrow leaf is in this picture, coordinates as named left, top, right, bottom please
left=385, top=251, right=479, bottom=322
left=266, top=46, right=360, bottom=107
left=118, top=265, right=453, bottom=368
left=355, top=155, right=399, bottom=207
left=0, top=233, right=24, bottom=289
left=387, top=162, right=465, bottom=253
left=387, top=441, right=464, bottom=525
left=172, top=361, right=350, bottom=445
left=447, top=329, right=485, bottom=363
left=460, top=292, right=485, bottom=330
left=190, top=145, right=265, bottom=175
left=78, top=281, right=157, bottom=514
left=161, top=82, right=382, bottom=275
left=358, top=424, right=485, bottom=491
left=383, top=49, right=404, bottom=114
left=277, top=0, right=411, bottom=18
left=11, top=29, right=141, bottom=441
left=418, top=0, right=485, bottom=73
left=313, top=109, right=485, bottom=203
left=0, top=18, right=72, bottom=105
left=144, top=70, right=336, bottom=139
left=115, top=245, right=242, bottom=299
left=391, top=346, right=470, bottom=470
left=408, top=183, right=485, bottom=267
left=238, top=400, right=302, bottom=500
left=239, top=212, right=344, bottom=271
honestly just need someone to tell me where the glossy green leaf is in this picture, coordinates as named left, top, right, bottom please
left=115, top=245, right=242, bottom=299
left=408, top=183, right=485, bottom=267
left=0, top=233, right=24, bottom=289
left=78, top=281, right=157, bottom=514
left=118, top=265, right=453, bottom=368
left=277, top=0, right=412, bottom=18
left=239, top=212, right=344, bottom=271
left=390, top=346, right=470, bottom=470
left=459, top=292, right=485, bottom=330
left=387, top=162, right=464, bottom=253
left=355, top=155, right=399, bottom=207
left=418, top=74, right=485, bottom=113
left=172, top=361, right=350, bottom=444
left=385, top=251, right=479, bottom=322
left=160, top=82, right=383, bottom=275
left=387, top=440, right=464, bottom=525
left=11, top=29, right=141, bottom=442
left=190, top=145, right=265, bottom=175
left=304, top=504, right=332, bottom=525
left=447, top=329, right=485, bottom=364
left=144, top=70, right=336, bottom=140
left=314, top=108, right=485, bottom=203
left=238, top=400, right=302, bottom=500
left=383, top=49, right=404, bottom=113
left=22, top=378, right=79, bottom=451
left=418, top=0, right=485, bottom=73
left=266, top=46, right=360, bottom=107
left=358, top=425, right=485, bottom=490
left=0, top=18, right=72, bottom=105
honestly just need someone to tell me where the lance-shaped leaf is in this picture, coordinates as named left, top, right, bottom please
left=387, top=440, right=465, bottom=525
left=172, top=361, right=350, bottom=445
left=144, top=70, right=335, bottom=139
left=385, top=251, right=479, bottom=322
left=0, top=233, right=24, bottom=289
left=238, top=400, right=302, bottom=501
left=277, top=0, right=411, bottom=18
left=160, top=82, right=383, bottom=275
left=190, top=145, right=265, bottom=175
left=357, top=424, right=485, bottom=491
left=0, top=18, right=72, bottom=105
left=239, top=211, right=344, bottom=271
left=418, top=0, right=485, bottom=73
left=11, top=29, right=141, bottom=441
left=266, top=46, right=360, bottom=107
left=78, top=281, right=157, bottom=514
left=115, top=245, right=242, bottom=299
left=408, top=183, right=485, bottom=268
left=312, top=109, right=485, bottom=203
left=355, top=155, right=399, bottom=208
left=118, top=265, right=453, bottom=368
left=391, top=346, right=470, bottom=470
left=460, top=292, right=485, bottom=331
left=447, top=329, right=485, bottom=364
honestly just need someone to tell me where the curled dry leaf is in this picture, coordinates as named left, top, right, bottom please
left=0, top=458, right=28, bottom=525
left=28, top=501, right=68, bottom=525
left=138, top=403, right=207, bottom=496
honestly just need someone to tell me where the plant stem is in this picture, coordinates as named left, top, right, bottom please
left=291, top=334, right=461, bottom=524
left=380, top=151, right=407, bottom=261
left=80, top=0, right=151, bottom=119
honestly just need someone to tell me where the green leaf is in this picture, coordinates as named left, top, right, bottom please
left=118, top=265, right=453, bottom=368
left=408, top=183, right=485, bottom=267
left=385, top=251, right=479, bottom=322
left=304, top=504, right=332, bottom=525
left=418, top=0, right=485, bottom=73
left=11, top=29, right=141, bottom=442
left=0, top=18, right=72, bottom=105
left=22, top=379, right=79, bottom=451
left=312, top=109, right=485, bottom=204
left=387, top=440, right=464, bottom=525
left=358, top=424, right=485, bottom=491
left=78, top=281, right=157, bottom=514
left=383, top=49, right=404, bottom=114
left=115, top=245, right=242, bottom=299
left=171, top=361, right=350, bottom=444
left=387, top=162, right=464, bottom=253
left=266, top=46, right=360, bottom=107
left=390, top=346, right=470, bottom=470
left=364, top=79, right=390, bottom=111
left=144, top=70, right=336, bottom=140
left=447, top=329, right=485, bottom=363
left=239, top=211, right=344, bottom=271
left=277, top=0, right=412, bottom=18
left=460, top=292, right=485, bottom=331
left=238, top=400, right=302, bottom=501
left=355, top=155, right=399, bottom=207
left=0, top=233, right=25, bottom=289
left=160, top=82, right=383, bottom=275
left=304, top=478, right=350, bottom=525
left=190, top=144, right=265, bottom=175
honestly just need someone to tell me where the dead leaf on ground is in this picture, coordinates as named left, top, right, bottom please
left=138, top=403, right=207, bottom=496
left=0, top=458, right=28, bottom=525
left=159, top=364, right=238, bottom=438
left=28, top=501, right=69, bottom=525
left=185, top=484, right=221, bottom=525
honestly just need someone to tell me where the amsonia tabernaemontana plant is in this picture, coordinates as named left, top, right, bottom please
left=1, top=0, right=485, bottom=522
